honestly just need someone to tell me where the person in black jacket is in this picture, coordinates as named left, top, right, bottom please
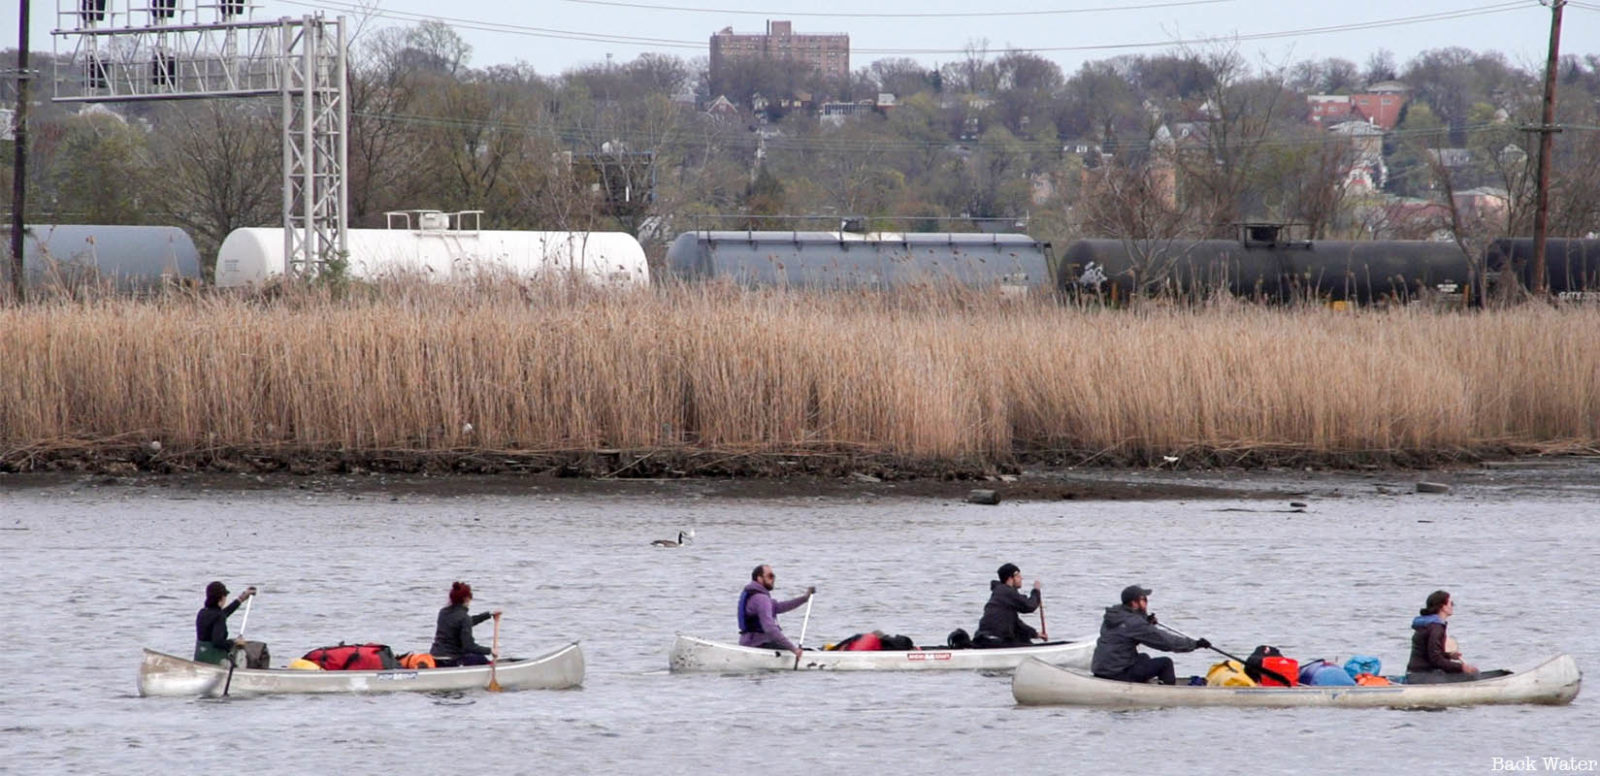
left=430, top=581, right=501, bottom=666
left=194, top=581, right=255, bottom=665
left=1090, top=585, right=1208, bottom=685
left=1406, top=590, right=1480, bottom=683
left=973, top=563, right=1044, bottom=648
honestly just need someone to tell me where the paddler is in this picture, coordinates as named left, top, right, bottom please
left=1405, top=590, right=1480, bottom=683
left=1090, top=585, right=1209, bottom=685
left=738, top=564, right=815, bottom=659
left=194, top=581, right=255, bottom=665
left=973, top=563, right=1044, bottom=648
left=430, top=581, right=501, bottom=667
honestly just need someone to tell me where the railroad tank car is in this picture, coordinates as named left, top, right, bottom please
left=664, top=230, right=1053, bottom=291
left=1058, top=237, right=1474, bottom=303
left=7, top=224, right=201, bottom=288
left=1483, top=238, right=1600, bottom=301
left=214, top=226, right=650, bottom=288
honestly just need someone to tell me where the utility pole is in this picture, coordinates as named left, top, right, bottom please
left=8, top=0, right=29, bottom=303
left=1528, top=0, right=1566, bottom=296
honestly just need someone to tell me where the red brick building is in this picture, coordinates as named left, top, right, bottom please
left=1308, top=95, right=1354, bottom=126
left=1349, top=91, right=1407, bottom=130
left=1307, top=83, right=1410, bottom=130
left=710, top=20, right=850, bottom=84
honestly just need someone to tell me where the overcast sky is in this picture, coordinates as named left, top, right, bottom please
left=9, top=0, right=1600, bottom=78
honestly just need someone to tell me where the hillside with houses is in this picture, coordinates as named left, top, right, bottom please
left=4, top=20, right=1599, bottom=269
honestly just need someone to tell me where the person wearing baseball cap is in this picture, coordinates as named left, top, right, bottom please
left=194, top=581, right=255, bottom=665
left=1090, top=584, right=1209, bottom=685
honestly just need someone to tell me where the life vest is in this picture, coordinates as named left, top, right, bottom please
left=1355, top=673, right=1393, bottom=686
left=397, top=652, right=437, bottom=670
left=737, top=589, right=766, bottom=634
left=301, top=643, right=398, bottom=671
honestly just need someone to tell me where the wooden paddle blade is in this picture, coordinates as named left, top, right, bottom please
left=488, top=613, right=503, bottom=691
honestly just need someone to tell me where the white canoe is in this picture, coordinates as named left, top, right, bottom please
left=1011, top=654, right=1582, bottom=709
left=669, top=633, right=1094, bottom=673
left=137, top=642, right=585, bottom=697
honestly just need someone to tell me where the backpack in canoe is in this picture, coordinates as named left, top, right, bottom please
left=301, top=643, right=399, bottom=671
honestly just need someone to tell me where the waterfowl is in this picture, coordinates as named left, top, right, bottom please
left=651, top=530, right=693, bottom=547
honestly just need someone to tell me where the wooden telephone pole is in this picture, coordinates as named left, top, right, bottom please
left=1527, top=0, right=1567, bottom=296
left=8, top=0, right=29, bottom=302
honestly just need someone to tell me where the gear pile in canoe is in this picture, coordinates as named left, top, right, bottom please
left=1011, top=654, right=1581, bottom=709
left=137, top=642, right=586, bottom=697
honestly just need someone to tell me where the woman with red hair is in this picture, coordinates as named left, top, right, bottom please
left=429, top=582, right=501, bottom=666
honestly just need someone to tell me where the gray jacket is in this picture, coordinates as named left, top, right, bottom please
left=430, top=604, right=493, bottom=659
left=975, top=580, right=1041, bottom=645
left=1091, top=604, right=1198, bottom=677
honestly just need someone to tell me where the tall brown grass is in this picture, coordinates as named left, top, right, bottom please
left=2, top=282, right=1597, bottom=470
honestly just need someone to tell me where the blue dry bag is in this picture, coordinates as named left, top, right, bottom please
left=1343, top=655, right=1381, bottom=679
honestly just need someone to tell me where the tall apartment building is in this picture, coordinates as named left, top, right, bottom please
left=709, top=20, right=850, bottom=85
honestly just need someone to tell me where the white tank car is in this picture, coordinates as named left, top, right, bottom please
left=215, top=223, right=649, bottom=288
left=12, top=224, right=201, bottom=288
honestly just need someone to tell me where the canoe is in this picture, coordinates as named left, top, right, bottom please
left=669, top=633, right=1095, bottom=673
left=1011, top=654, right=1582, bottom=709
left=137, top=641, right=585, bottom=697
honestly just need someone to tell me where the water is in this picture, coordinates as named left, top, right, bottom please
left=1, top=470, right=1594, bottom=775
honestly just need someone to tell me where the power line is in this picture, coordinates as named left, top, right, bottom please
left=278, top=0, right=708, bottom=49
left=861, top=3, right=1536, bottom=55
left=556, top=0, right=1235, bottom=20
left=279, top=0, right=1539, bottom=57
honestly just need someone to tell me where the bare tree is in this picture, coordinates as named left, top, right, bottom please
left=146, top=102, right=280, bottom=275
left=346, top=26, right=430, bottom=225
left=1172, top=49, right=1297, bottom=236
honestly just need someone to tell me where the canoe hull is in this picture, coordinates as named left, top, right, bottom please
left=669, top=634, right=1094, bottom=673
left=137, top=642, right=585, bottom=697
left=1012, top=654, right=1582, bottom=709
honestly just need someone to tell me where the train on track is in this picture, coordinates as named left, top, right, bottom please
left=13, top=218, right=1597, bottom=304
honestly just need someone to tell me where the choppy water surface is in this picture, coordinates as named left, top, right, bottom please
left=1, top=468, right=1595, bottom=775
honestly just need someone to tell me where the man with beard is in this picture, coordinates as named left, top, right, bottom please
left=738, top=564, right=815, bottom=660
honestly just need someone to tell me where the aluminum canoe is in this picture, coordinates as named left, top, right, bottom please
left=137, top=641, right=585, bottom=697
left=669, top=633, right=1094, bottom=673
left=1011, top=653, right=1581, bottom=709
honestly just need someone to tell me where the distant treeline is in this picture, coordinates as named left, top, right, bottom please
left=4, top=24, right=1600, bottom=276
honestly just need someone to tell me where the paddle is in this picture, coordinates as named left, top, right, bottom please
left=1037, top=595, right=1049, bottom=642
left=793, top=593, right=814, bottom=670
left=1159, top=622, right=1293, bottom=687
left=488, top=612, right=503, bottom=692
left=222, top=593, right=254, bottom=698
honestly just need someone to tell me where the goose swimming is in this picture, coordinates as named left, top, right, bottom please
left=651, top=529, right=694, bottom=547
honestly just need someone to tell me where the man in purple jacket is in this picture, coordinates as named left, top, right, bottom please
left=738, top=564, right=815, bottom=659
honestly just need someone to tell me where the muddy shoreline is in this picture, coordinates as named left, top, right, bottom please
left=3, top=446, right=1595, bottom=503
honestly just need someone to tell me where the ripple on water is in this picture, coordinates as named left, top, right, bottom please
left=0, top=483, right=1594, bottom=773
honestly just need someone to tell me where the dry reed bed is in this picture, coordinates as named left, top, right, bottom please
left=2, top=285, right=1598, bottom=472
